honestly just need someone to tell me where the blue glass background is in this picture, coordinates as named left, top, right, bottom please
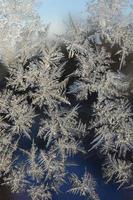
left=10, top=153, right=133, bottom=200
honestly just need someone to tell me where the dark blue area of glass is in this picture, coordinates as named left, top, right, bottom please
left=11, top=152, right=133, bottom=200
left=10, top=105, right=133, bottom=200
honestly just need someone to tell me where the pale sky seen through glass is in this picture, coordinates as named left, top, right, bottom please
left=38, top=0, right=88, bottom=35
left=37, top=0, right=132, bottom=35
